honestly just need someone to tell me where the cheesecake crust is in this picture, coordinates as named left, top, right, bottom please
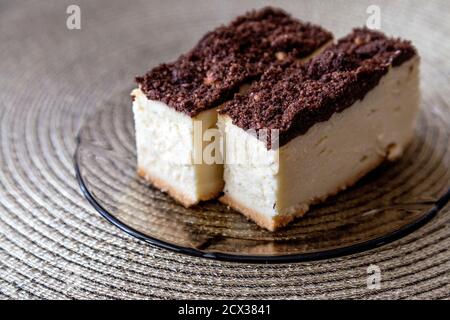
left=219, top=28, right=417, bottom=148
left=220, top=194, right=307, bottom=231
left=135, top=7, right=332, bottom=117
left=138, top=167, right=223, bottom=207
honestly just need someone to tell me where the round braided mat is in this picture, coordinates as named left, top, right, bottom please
left=1, top=0, right=449, bottom=299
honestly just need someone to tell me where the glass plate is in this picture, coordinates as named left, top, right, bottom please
left=75, top=89, right=450, bottom=263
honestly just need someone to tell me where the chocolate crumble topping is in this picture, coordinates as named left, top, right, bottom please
left=219, top=28, right=417, bottom=148
left=135, top=7, right=332, bottom=116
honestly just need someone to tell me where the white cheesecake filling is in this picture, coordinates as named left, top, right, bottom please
left=220, top=57, right=420, bottom=224
left=132, top=88, right=222, bottom=206
left=220, top=117, right=279, bottom=218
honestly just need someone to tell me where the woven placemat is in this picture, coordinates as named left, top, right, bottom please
left=0, top=0, right=449, bottom=299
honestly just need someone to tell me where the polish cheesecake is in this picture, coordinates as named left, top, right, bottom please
left=218, top=28, right=420, bottom=231
left=132, top=8, right=332, bottom=207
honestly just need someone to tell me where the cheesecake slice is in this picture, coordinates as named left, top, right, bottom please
left=132, top=8, right=332, bottom=207
left=218, top=28, right=420, bottom=231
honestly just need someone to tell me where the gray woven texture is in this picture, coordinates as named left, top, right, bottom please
left=0, top=0, right=449, bottom=299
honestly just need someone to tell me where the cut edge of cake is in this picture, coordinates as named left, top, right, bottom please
left=218, top=29, right=420, bottom=231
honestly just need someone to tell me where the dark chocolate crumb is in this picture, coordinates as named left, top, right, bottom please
left=219, top=28, right=418, bottom=149
left=135, top=7, right=332, bottom=116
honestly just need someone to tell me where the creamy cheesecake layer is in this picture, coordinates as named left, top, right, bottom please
left=220, top=57, right=420, bottom=230
left=132, top=7, right=332, bottom=206
left=133, top=88, right=222, bottom=206
left=219, top=29, right=419, bottom=230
